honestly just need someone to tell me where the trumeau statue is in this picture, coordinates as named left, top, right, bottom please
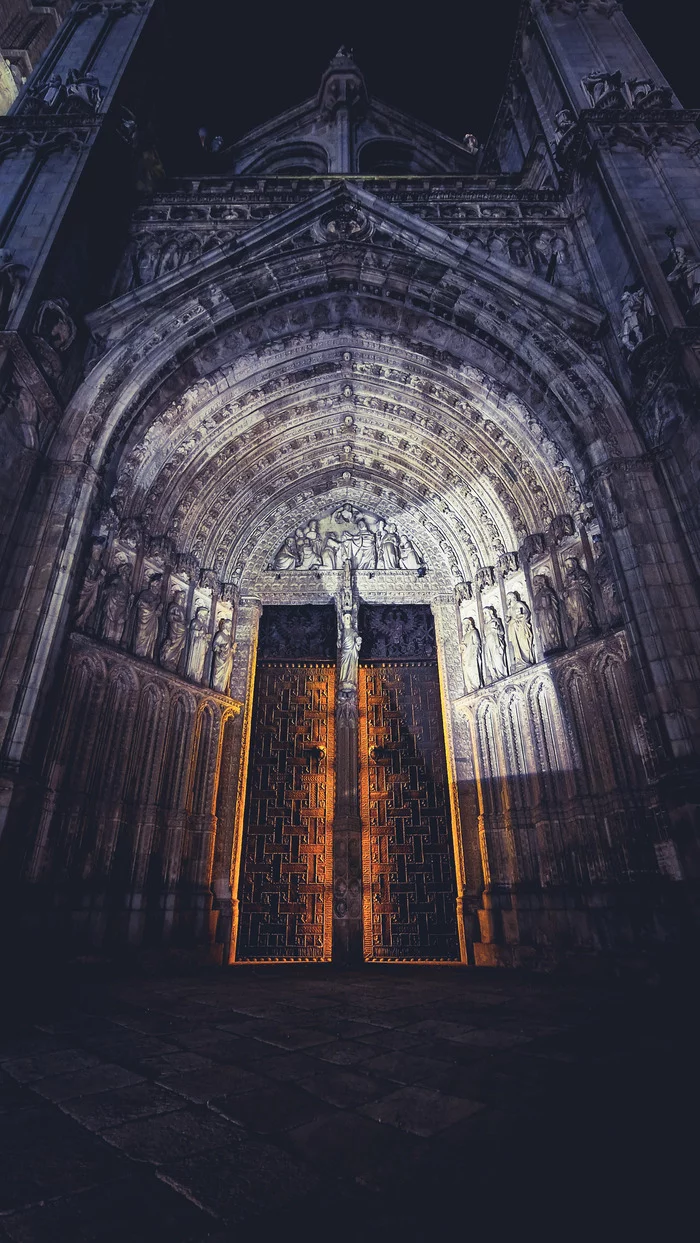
left=159, top=590, right=188, bottom=671
left=483, top=606, right=508, bottom=682
left=460, top=616, right=483, bottom=693
left=270, top=507, right=425, bottom=572
left=133, top=573, right=163, bottom=660
left=506, top=591, right=535, bottom=668
left=532, top=574, right=563, bottom=654
left=338, top=610, right=362, bottom=690
left=563, top=556, right=597, bottom=640
left=210, top=618, right=235, bottom=695
left=185, top=606, right=210, bottom=682
left=100, top=562, right=132, bottom=645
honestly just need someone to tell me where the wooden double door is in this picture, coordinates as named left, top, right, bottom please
left=235, top=606, right=461, bottom=964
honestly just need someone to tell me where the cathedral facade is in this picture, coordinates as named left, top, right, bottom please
left=0, top=0, right=698, bottom=967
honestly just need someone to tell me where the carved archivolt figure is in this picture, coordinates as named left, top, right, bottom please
left=563, top=557, right=597, bottom=640
left=159, top=590, right=188, bottom=671
left=185, top=606, right=210, bottom=682
left=460, top=616, right=483, bottom=693
left=483, top=605, right=508, bottom=682
left=666, top=243, right=700, bottom=315
left=74, top=540, right=105, bottom=630
left=532, top=574, right=563, bottom=654
left=378, top=521, right=400, bottom=569
left=338, top=611, right=361, bottom=690
left=100, top=562, right=132, bottom=645
left=133, top=573, right=163, bottom=660
left=507, top=591, right=535, bottom=667
left=210, top=618, right=235, bottom=694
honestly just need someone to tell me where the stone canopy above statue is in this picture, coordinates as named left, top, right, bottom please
left=269, top=507, right=426, bottom=573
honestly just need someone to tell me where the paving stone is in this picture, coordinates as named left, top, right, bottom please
left=78, top=1033, right=181, bottom=1063
left=212, top=1082, right=331, bottom=1133
left=360, top=1085, right=484, bottom=1136
left=402, top=1018, right=477, bottom=1042
left=315, top=1039, right=379, bottom=1066
left=101, top=1107, right=241, bottom=1163
left=443, top=1027, right=531, bottom=1049
left=31, top=1063, right=144, bottom=1103
left=0, top=1174, right=213, bottom=1242
left=362, top=1050, right=456, bottom=1083
left=159, top=1139, right=317, bottom=1222
left=356, top=1027, right=424, bottom=1051
left=135, top=1050, right=216, bottom=1078
left=219, top=1020, right=334, bottom=1051
left=250, top=1051, right=321, bottom=1081
left=161, top=1064, right=267, bottom=1103
left=0, top=1071, right=35, bottom=1114
left=287, top=1110, right=422, bottom=1178
left=298, top=1065, right=393, bottom=1108
left=0, top=1122, right=132, bottom=1212
left=59, top=1082, right=185, bottom=1131
left=2, top=1050, right=102, bottom=1085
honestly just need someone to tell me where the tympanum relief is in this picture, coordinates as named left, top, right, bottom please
left=270, top=507, right=425, bottom=573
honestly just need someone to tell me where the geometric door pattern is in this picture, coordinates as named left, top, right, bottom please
left=359, top=662, right=460, bottom=962
left=236, top=661, right=335, bottom=961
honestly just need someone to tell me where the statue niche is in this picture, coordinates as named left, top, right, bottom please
left=270, top=507, right=425, bottom=572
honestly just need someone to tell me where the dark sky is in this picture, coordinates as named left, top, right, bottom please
left=153, top=0, right=697, bottom=173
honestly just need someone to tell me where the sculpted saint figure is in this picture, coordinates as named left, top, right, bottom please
left=563, top=557, right=597, bottom=640
left=532, top=575, right=563, bottom=654
left=483, top=606, right=508, bottom=682
left=338, top=611, right=362, bottom=690
left=210, top=618, right=235, bottom=694
left=378, top=521, right=400, bottom=569
left=592, top=537, right=622, bottom=625
left=100, top=562, right=132, bottom=645
left=353, top=519, right=377, bottom=570
left=321, top=532, right=341, bottom=568
left=186, top=606, right=210, bottom=683
left=272, top=535, right=299, bottom=570
left=159, top=590, right=187, bottom=671
left=398, top=534, right=422, bottom=569
left=506, top=591, right=535, bottom=668
left=75, top=540, right=105, bottom=630
left=297, top=526, right=322, bottom=570
left=133, top=573, right=163, bottom=660
left=460, top=617, right=483, bottom=693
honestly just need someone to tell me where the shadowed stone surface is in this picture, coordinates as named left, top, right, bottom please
left=0, top=965, right=695, bottom=1237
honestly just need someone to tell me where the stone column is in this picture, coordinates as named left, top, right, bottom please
left=227, top=597, right=262, bottom=963
left=333, top=687, right=363, bottom=964
left=332, top=566, right=362, bottom=964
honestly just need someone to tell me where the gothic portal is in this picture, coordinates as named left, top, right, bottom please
left=1, top=2, right=699, bottom=968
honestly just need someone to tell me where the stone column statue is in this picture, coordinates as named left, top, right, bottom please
left=74, top=540, right=105, bottom=630
left=100, top=562, right=132, bottom=645
left=210, top=617, right=235, bottom=694
left=532, top=574, right=563, bottom=653
left=159, top=590, right=188, bottom=671
left=483, top=606, right=508, bottom=681
left=339, top=610, right=361, bottom=690
left=133, top=573, right=163, bottom=659
left=506, top=591, right=535, bottom=668
left=185, top=606, right=210, bottom=683
left=563, top=556, right=597, bottom=641
left=460, top=617, right=483, bottom=693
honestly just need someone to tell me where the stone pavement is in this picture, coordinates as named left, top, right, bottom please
left=0, top=963, right=696, bottom=1241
